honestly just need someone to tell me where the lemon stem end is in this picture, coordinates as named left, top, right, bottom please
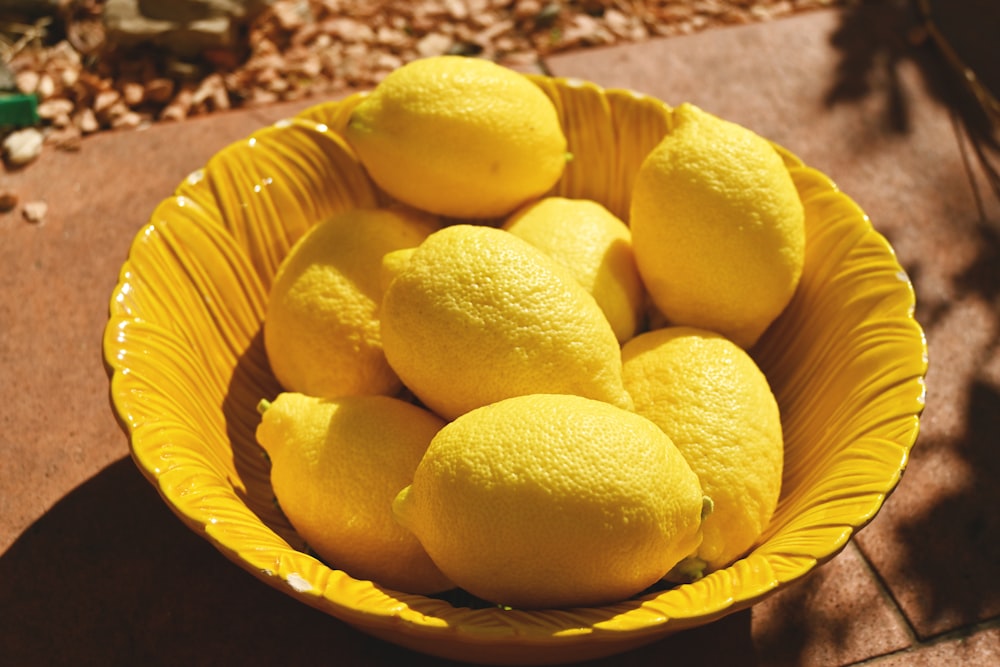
left=701, top=495, right=715, bottom=521
left=666, top=556, right=708, bottom=584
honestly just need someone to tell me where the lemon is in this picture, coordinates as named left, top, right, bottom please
left=380, top=224, right=633, bottom=421
left=502, top=196, right=645, bottom=342
left=343, top=55, right=567, bottom=219
left=629, top=103, right=805, bottom=349
left=393, top=393, right=706, bottom=609
left=263, top=206, right=439, bottom=398
left=255, top=392, right=453, bottom=594
left=621, top=326, right=784, bottom=576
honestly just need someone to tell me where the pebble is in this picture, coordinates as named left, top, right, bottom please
left=22, top=200, right=48, bottom=224
left=2, top=128, right=44, bottom=167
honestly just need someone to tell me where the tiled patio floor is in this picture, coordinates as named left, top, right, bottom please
left=1, top=4, right=998, bottom=665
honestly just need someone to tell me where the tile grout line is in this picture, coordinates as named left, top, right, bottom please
left=949, top=106, right=990, bottom=225
left=849, top=537, right=921, bottom=644
left=849, top=535, right=1000, bottom=665
left=847, top=615, right=1000, bottom=665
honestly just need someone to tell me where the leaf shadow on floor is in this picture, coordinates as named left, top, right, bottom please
left=825, top=0, right=999, bottom=213
left=819, top=0, right=1000, bottom=644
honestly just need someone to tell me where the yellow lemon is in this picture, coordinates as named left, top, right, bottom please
left=264, top=206, right=440, bottom=398
left=343, top=55, right=567, bottom=219
left=393, top=393, right=706, bottom=609
left=629, top=103, right=805, bottom=349
left=621, top=326, right=784, bottom=577
left=502, top=196, right=645, bottom=342
left=255, top=392, right=453, bottom=595
left=380, top=224, right=633, bottom=421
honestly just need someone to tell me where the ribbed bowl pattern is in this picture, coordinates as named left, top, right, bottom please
left=104, top=75, right=927, bottom=666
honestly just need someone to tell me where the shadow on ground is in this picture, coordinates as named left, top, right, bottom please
left=0, top=457, right=501, bottom=666
left=0, top=457, right=761, bottom=665
left=0, top=458, right=382, bottom=666
left=895, top=378, right=1000, bottom=636
left=824, top=0, right=1000, bottom=642
left=889, top=206, right=1000, bottom=637
left=826, top=0, right=998, bottom=215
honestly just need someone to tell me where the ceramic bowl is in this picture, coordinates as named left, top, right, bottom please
left=104, top=75, right=927, bottom=665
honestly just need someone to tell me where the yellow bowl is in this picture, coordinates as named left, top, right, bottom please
left=103, top=75, right=927, bottom=665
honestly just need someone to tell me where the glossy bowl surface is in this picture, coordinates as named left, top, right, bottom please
left=104, top=75, right=927, bottom=665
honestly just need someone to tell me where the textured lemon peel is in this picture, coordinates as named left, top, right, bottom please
left=256, top=392, right=453, bottom=594
left=629, top=103, right=805, bottom=349
left=343, top=56, right=567, bottom=219
left=393, top=393, right=704, bottom=609
left=379, top=225, right=633, bottom=420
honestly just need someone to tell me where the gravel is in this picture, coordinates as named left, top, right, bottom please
left=1, top=0, right=844, bottom=166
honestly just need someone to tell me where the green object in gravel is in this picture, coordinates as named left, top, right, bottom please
left=0, top=93, right=40, bottom=128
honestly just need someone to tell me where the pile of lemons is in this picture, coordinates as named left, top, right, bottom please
left=254, top=55, right=805, bottom=610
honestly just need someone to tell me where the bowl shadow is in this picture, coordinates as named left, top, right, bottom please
left=0, top=458, right=759, bottom=666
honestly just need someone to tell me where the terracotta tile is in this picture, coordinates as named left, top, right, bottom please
left=544, top=6, right=1000, bottom=231
left=854, top=293, right=1000, bottom=638
left=846, top=2, right=1000, bottom=637
left=0, top=102, right=321, bottom=554
left=865, top=624, right=1000, bottom=666
left=0, top=453, right=910, bottom=667
left=750, top=543, right=913, bottom=666
left=245, top=96, right=340, bottom=126
left=548, top=3, right=1000, bottom=642
left=0, top=455, right=777, bottom=666
left=0, top=457, right=468, bottom=666
left=3, top=6, right=996, bottom=665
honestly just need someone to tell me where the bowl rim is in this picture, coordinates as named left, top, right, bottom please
left=103, top=74, right=928, bottom=663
